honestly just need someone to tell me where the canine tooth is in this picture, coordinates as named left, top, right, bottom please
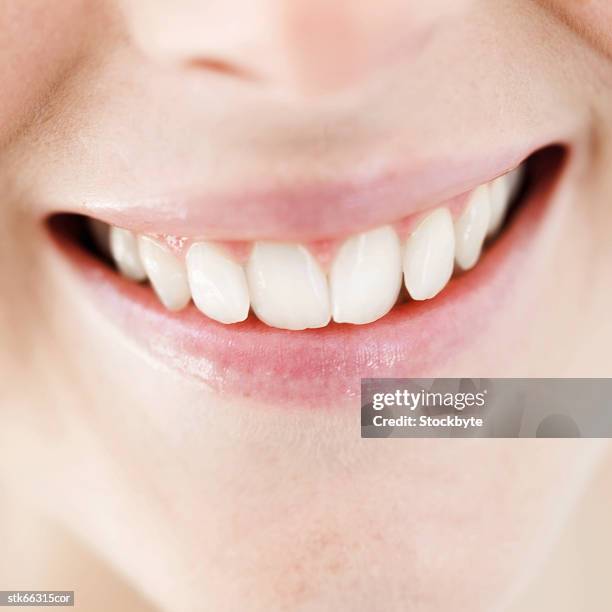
left=330, top=226, right=401, bottom=324
left=186, top=242, right=250, bottom=324
left=454, top=185, right=491, bottom=271
left=487, top=165, right=524, bottom=237
left=109, top=226, right=147, bottom=281
left=247, top=242, right=330, bottom=330
left=403, top=208, right=455, bottom=300
left=138, top=236, right=191, bottom=311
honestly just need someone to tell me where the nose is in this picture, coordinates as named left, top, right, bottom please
left=120, top=0, right=464, bottom=96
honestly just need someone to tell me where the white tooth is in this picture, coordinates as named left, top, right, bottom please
left=138, top=236, right=191, bottom=311
left=487, top=176, right=510, bottom=238
left=403, top=208, right=455, bottom=300
left=487, top=165, right=524, bottom=237
left=454, top=185, right=491, bottom=271
left=89, top=219, right=112, bottom=258
left=109, top=226, right=147, bottom=281
left=330, top=226, right=401, bottom=324
left=186, top=242, right=250, bottom=324
left=246, top=242, right=330, bottom=330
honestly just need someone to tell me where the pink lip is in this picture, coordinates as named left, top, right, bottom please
left=50, top=149, right=560, bottom=408
left=75, top=147, right=534, bottom=242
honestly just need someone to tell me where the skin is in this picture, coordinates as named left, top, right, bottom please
left=1, top=1, right=611, bottom=610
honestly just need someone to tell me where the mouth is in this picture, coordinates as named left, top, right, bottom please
left=49, top=145, right=565, bottom=406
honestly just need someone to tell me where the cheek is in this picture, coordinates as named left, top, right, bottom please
left=0, top=1, right=89, bottom=145
left=541, top=0, right=612, bottom=58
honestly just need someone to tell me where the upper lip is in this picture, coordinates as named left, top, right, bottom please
left=68, top=148, right=534, bottom=242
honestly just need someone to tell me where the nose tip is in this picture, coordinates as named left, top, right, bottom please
left=121, top=0, right=452, bottom=97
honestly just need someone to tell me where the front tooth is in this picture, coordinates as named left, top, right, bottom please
left=138, top=236, right=191, bottom=311
left=246, top=242, right=330, bottom=330
left=330, top=226, right=401, bottom=324
left=186, top=242, right=250, bottom=324
left=403, top=208, right=455, bottom=300
left=109, top=226, right=147, bottom=281
left=454, top=185, right=491, bottom=271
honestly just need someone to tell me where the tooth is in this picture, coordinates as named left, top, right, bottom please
left=454, top=185, right=491, bottom=271
left=109, top=226, right=147, bottom=281
left=330, top=226, right=402, bottom=324
left=246, top=242, right=330, bottom=330
left=487, top=165, right=524, bottom=237
left=138, top=236, right=191, bottom=311
left=186, top=242, right=250, bottom=324
left=89, top=219, right=112, bottom=258
left=403, top=208, right=455, bottom=300
left=487, top=176, right=510, bottom=238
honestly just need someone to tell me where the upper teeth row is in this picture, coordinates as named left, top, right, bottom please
left=95, top=165, right=523, bottom=330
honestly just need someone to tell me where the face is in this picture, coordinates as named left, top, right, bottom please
left=1, top=1, right=611, bottom=610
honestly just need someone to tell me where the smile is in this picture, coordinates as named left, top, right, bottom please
left=49, top=146, right=565, bottom=405
left=90, top=161, right=524, bottom=329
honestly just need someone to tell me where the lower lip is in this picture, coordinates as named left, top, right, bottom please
left=50, top=153, right=561, bottom=408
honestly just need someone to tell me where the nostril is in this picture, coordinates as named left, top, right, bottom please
left=187, top=56, right=260, bottom=82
